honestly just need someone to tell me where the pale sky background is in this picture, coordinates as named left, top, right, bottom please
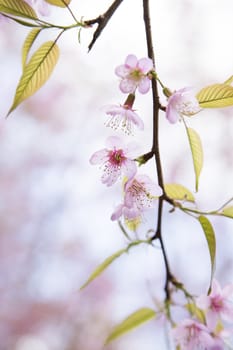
left=0, top=0, right=233, bottom=349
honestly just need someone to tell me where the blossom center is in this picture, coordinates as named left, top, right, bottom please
left=109, top=149, right=125, bottom=166
left=128, top=180, right=153, bottom=209
left=211, top=296, right=224, bottom=312
left=129, top=68, right=143, bottom=81
left=177, top=101, right=200, bottom=116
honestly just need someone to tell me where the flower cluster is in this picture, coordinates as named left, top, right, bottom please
left=90, top=54, right=162, bottom=228
left=104, top=55, right=153, bottom=135
left=172, top=279, right=233, bottom=350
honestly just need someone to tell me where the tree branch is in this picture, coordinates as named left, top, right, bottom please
left=143, top=0, right=173, bottom=300
left=85, top=0, right=125, bottom=51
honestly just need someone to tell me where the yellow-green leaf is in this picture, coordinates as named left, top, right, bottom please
left=0, top=0, right=37, bottom=19
left=222, top=206, right=233, bottom=218
left=224, top=75, right=233, bottom=85
left=80, top=240, right=150, bottom=290
left=185, top=303, right=205, bottom=323
left=165, top=183, right=195, bottom=202
left=80, top=248, right=126, bottom=290
left=44, top=0, right=71, bottom=7
left=198, top=216, right=216, bottom=289
left=8, top=41, right=59, bottom=115
left=22, top=28, right=41, bottom=69
left=125, top=216, right=141, bottom=231
left=186, top=127, right=203, bottom=192
left=197, top=84, right=233, bottom=108
left=105, top=308, right=156, bottom=344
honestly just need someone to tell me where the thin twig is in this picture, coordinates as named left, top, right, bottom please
left=85, top=0, right=125, bottom=51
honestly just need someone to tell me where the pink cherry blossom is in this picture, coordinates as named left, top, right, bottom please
left=197, top=279, right=233, bottom=330
left=89, top=136, right=137, bottom=187
left=166, top=87, right=201, bottom=124
left=104, top=104, right=144, bottom=134
left=111, top=174, right=162, bottom=221
left=172, top=319, right=214, bottom=350
left=115, top=54, right=153, bottom=94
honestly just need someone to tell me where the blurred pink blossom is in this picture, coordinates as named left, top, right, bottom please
left=172, top=319, right=214, bottom=350
left=166, top=87, right=201, bottom=124
left=115, top=54, right=153, bottom=94
left=197, top=279, right=233, bottom=330
left=111, top=174, right=162, bottom=221
left=90, top=136, right=137, bottom=187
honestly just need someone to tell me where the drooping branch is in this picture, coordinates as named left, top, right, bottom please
left=85, top=0, right=125, bottom=51
left=143, top=0, right=174, bottom=300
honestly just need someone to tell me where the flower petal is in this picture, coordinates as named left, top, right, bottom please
left=166, top=102, right=180, bottom=123
left=120, top=78, right=137, bottom=93
left=105, top=105, right=123, bottom=116
left=122, top=159, right=137, bottom=180
left=89, top=149, right=108, bottom=164
left=105, top=135, right=123, bottom=149
left=111, top=204, right=123, bottom=221
left=222, top=283, right=233, bottom=298
left=125, top=54, right=138, bottom=68
left=115, top=64, right=130, bottom=78
left=101, top=166, right=121, bottom=186
left=126, top=110, right=144, bottom=130
left=124, top=141, right=140, bottom=158
left=137, top=57, right=153, bottom=73
left=138, top=77, right=151, bottom=94
left=123, top=206, right=140, bottom=219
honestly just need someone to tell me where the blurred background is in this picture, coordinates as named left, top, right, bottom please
left=0, top=0, right=232, bottom=349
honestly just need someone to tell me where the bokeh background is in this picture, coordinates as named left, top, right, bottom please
left=0, top=0, right=232, bottom=349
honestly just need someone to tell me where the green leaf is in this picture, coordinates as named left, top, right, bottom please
left=185, top=303, right=205, bottom=323
left=8, top=41, right=59, bottom=115
left=224, top=75, right=233, bottom=85
left=186, top=127, right=203, bottom=192
left=44, top=0, right=71, bottom=7
left=80, top=248, right=127, bottom=289
left=221, top=206, right=233, bottom=218
left=165, top=183, right=195, bottom=202
left=22, top=28, right=41, bottom=69
left=198, top=216, right=216, bottom=289
left=8, top=17, right=40, bottom=27
left=0, top=0, right=37, bottom=19
left=80, top=240, right=151, bottom=290
left=105, top=308, right=156, bottom=344
left=197, top=84, right=233, bottom=108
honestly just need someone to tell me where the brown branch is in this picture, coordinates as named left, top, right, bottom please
left=143, top=0, right=174, bottom=301
left=85, top=0, right=125, bottom=51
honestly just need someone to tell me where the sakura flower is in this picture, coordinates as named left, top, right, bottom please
left=197, top=279, right=233, bottom=330
left=115, top=54, right=153, bottom=94
left=172, top=319, right=214, bottom=350
left=89, top=136, right=137, bottom=187
left=105, top=104, right=144, bottom=135
left=104, top=93, right=144, bottom=134
left=166, top=87, right=201, bottom=124
left=111, top=174, right=162, bottom=221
